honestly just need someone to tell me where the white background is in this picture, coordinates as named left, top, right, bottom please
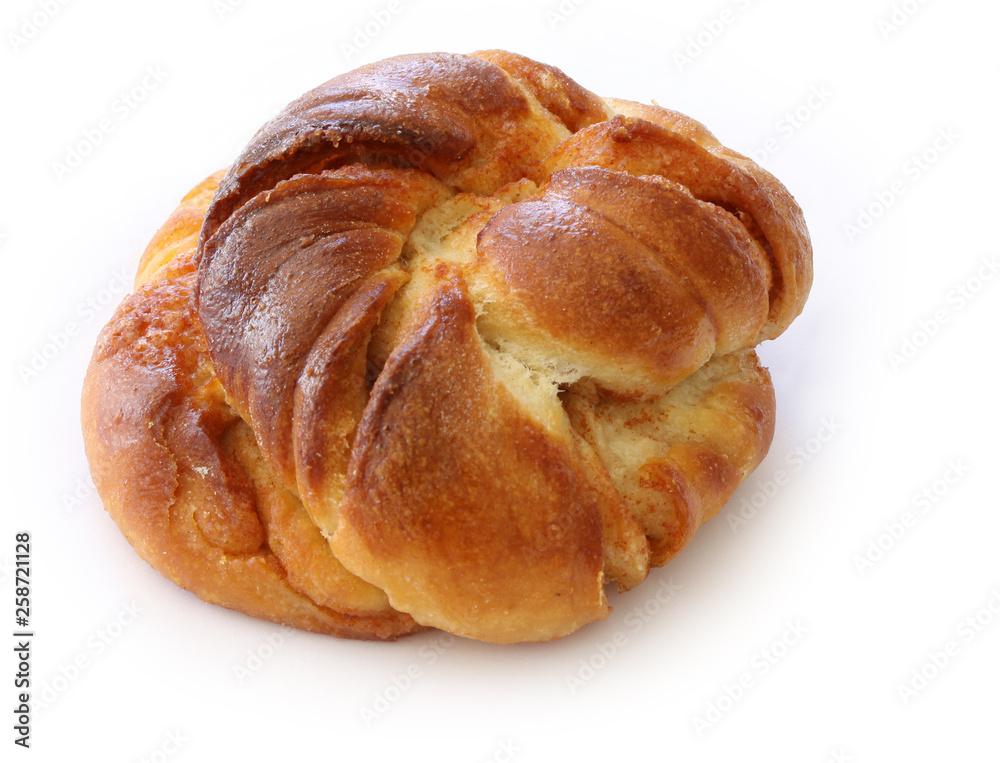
left=2, top=0, right=998, bottom=760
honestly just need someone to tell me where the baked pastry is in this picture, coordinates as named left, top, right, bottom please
left=82, top=51, right=812, bottom=643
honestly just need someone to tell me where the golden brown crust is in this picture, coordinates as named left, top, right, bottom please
left=82, top=179, right=420, bottom=639
left=83, top=50, right=811, bottom=643
left=544, top=107, right=813, bottom=340
left=471, top=49, right=613, bottom=132
left=196, top=166, right=448, bottom=487
left=200, top=51, right=575, bottom=244
left=473, top=166, right=770, bottom=399
left=332, top=271, right=608, bottom=643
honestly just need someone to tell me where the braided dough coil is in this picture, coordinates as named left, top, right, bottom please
left=82, top=51, right=811, bottom=643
